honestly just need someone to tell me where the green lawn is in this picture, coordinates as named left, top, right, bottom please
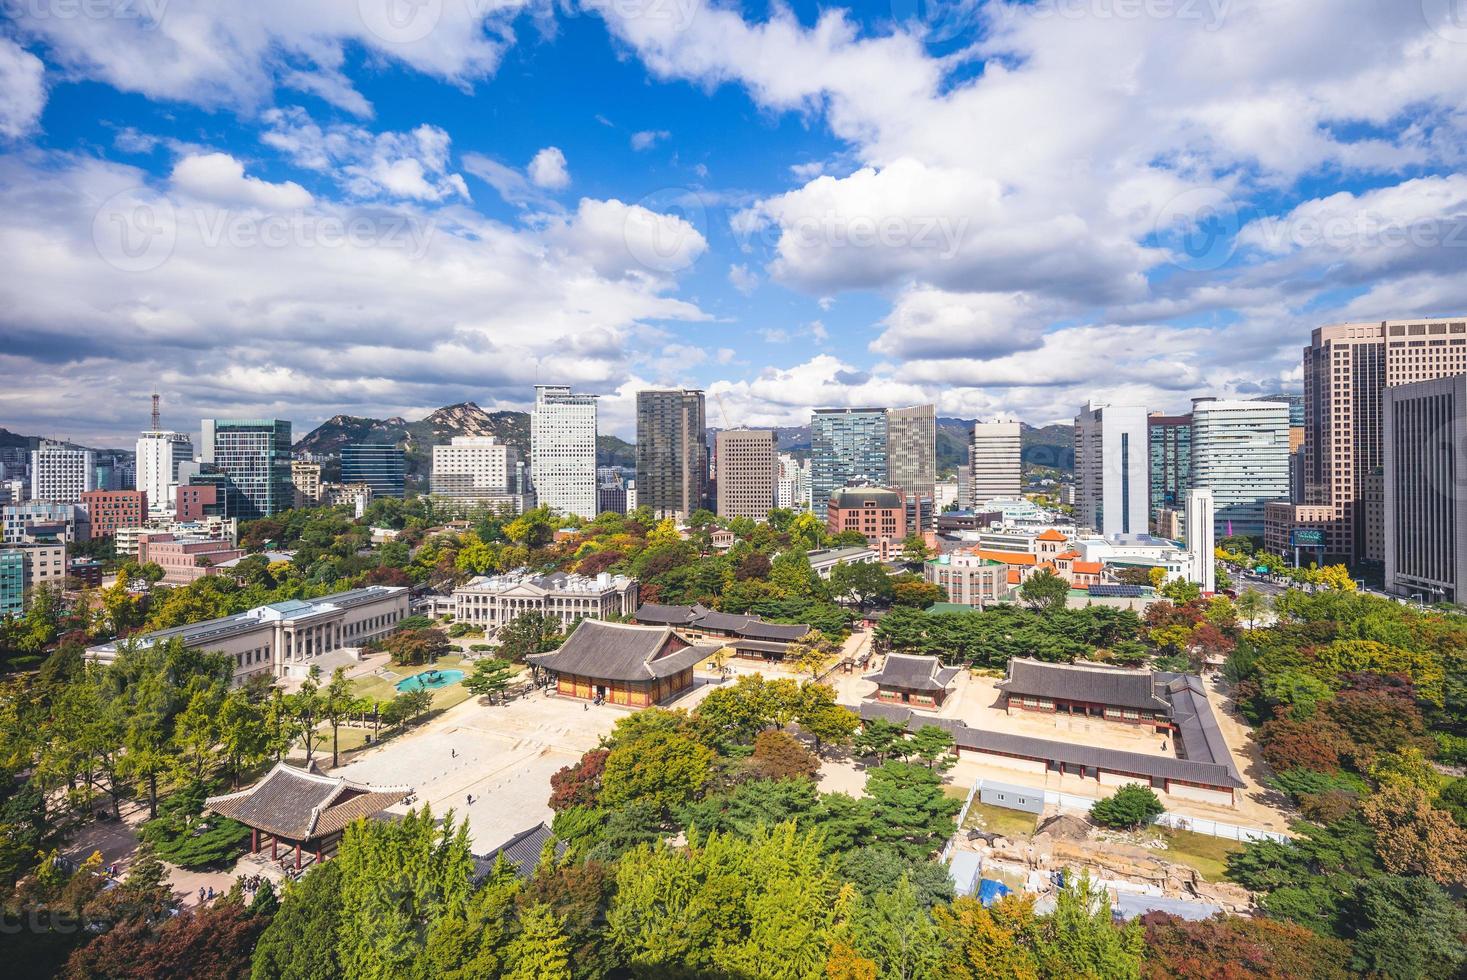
left=347, top=655, right=473, bottom=714
left=961, top=800, right=1039, bottom=839
left=1141, top=826, right=1244, bottom=880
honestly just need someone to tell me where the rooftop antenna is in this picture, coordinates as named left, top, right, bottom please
left=150, top=392, right=162, bottom=431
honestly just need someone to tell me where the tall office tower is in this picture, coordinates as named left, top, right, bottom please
left=1384, top=374, right=1466, bottom=604
left=30, top=441, right=96, bottom=503
left=776, top=453, right=811, bottom=511
left=968, top=421, right=1022, bottom=506
left=431, top=436, right=532, bottom=509
left=1184, top=487, right=1216, bottom=593
left=1147, top=413, right=1192, bottom=528
left=136, top=395, right=194, bottom=516
left=715, top=429, right=776, bottom=520
left=955, top=465, right=972, bottom=509
left=200, top=419, right=293, bottom=519
left=810, top=408, right=888, bottom=519
left=1073, top=402, right=1149, bottom=537
left=532, top=385, right=599, bottom=518
left=886, top=405, right=936, bottom=503
left=1303, top=317, right=1467, bottom=562
left=1189, top=399, right=1291, bottom=540
left=635, top=389, right=708, bottom=520
left=342, top=444, right=406, bottom=499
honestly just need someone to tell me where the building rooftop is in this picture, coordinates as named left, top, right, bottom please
left=863, top=653, right=961, bottom=693
left=998, top=658, right=1171, bottom=713
left=828, top=487, right=904, bottom=509
left=205, top=763, right=410, bottom=841
left=526, top=620, right=718, bottom=682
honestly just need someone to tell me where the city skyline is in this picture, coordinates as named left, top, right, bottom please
left=4, top=5, right=1466, bottom=445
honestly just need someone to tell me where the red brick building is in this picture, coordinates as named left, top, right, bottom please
left=826, top=486, right=908, bottom=559
left=175, top=483, right=224, bottom=521
left=80, top=490, right=147, bottom=539
left=136, top=532, right=245, bottom=586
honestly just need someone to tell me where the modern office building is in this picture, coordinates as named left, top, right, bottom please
left=531, top=385, right=599, bottom=519
left=714, top=429, right=776, bottom=521
left=886, top=405, right=936, bottom=505
left=968, top=421, right=1022, bottom=506
left=136, top=430, right=193, bottom=515
left=810, top=408, right=888, bottom=519
left=1383, top=374, right=1466, bottom=605
left=80, top=489, right=148, bottom=540
left=341, top=444, right=406, bottom=500
left=0, top=548, right=23, bottom=617
left=291, top=461, right=322, bottom=507
left=776, top=453, right=810, bottom=511
left=30, top=442, right=95, bottom=503
left=201, top=419, right=293, bottom=520
left=826, top=486, right=909, bottom=559
left=1073, top=402, right=1149, bottom=537
left=115, top=516, right=237, bottom=558
left=636, top=389, right=708, bottom=520
left=430, top=436, right=532, bottom=509
left=1189, top=399, right=1291, bottom=540
left=2, top=502, right=90, bottom=543
left=956, top=465, right=972, bottom=509
left=176, top=475, right=228, bottom=520
left=1147, top=413, right=1192, bottom=530
left=1303, top=317, right=1467, bottom=562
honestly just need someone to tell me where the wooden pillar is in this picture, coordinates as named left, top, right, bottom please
left=295, top=842, right=302, bottom=870
left=271, top=836, right=278, bottom=860
left=316, top=846, right=323, bottom=864
left=251, top=828, right=259, bottom=853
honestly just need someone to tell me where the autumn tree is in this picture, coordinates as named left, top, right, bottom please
left=751, top=729, right=820, bottom=781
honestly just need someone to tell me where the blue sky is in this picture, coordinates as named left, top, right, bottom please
left=1, top=0, right=1465, bottom=445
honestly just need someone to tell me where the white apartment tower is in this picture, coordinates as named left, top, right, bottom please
left=531, top=385, right=599, bottom=519
left=431, top=436, right=532, bottom=510
left=1074, top=402, right=1149, bottom=537
left=776, top=453, right=811, bottom=511
left=137, top=432, right=194, bottom=515
left=30, top=442, right=95, bottom=503
left=1190, top=398, right=1292, bottom=539
left=969, top=421, right=1022, bottom=506
left=1184, top=487, right=1216, bottom=593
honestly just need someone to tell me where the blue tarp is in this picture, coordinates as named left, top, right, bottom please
left=978, top=878, right=1011, bottom=906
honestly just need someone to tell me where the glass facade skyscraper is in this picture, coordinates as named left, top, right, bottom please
left=810, top=408, right=888, bottom=520
left=200, top=419, right=293, bottom=520
left=635, top=390, right=708, bottom=519
left=342, top=443, right=406, bottom=499
left=1148, top=413, right=1192, bottom=524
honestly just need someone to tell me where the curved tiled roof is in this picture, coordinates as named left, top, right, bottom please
left=205, top=763, right=410, bottom=841
left=998, top=658, right=1171, bottom=713
left=526, top=620, right=716, bottom=682
left=863, top=653, right=961, bottom=693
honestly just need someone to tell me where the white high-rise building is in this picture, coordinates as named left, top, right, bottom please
left=1184, top=487, right=1216, bottom=593
left=136, top=431, right=194, bottom=515
left=776, top=453, right=811, bottom=511
left=431, top=436, right=532, bottom=510
left=969, top=421, right=1022, bottom=506
left=1190, top=399, right=1291, bottom=539
left=1074, top=402, right=1149, bottom=537
left=30, top=442, right=95, bottom=503
left=531, top=385, right=598, bottom=519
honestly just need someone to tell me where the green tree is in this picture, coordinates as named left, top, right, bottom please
left=849, top=874, right=941, bottom=979
left=335, top=807, right=474, bottom=980
left=863, top=762, right=961, bottom=860
left=853, top=718, right=907, bottom=764
left=1019, top=570, right=1069, bottom=612
left=464, top=657, right=518, bottom=704
left=504, top=903, right=572, bottom=980
left=251, top=860, right=343, bottom=980
left=829, top=561, right=895, bottom=612
left=1090, top=784, right=1164, bottom=830
left=1349, top=874, right=1467, bottom=979
left=423, top=857, right=520, bottom=979
left=1235, top=587, right=1269, bottom=629
left=496, top=612, right=564, bottom=663
left=601, top=727, right=714, bottom=817
left=1032, top=872, right=1144, bottom=980
left=321, top=667, right=358, bottom=769
left=908, top=725, right=956, bottom=771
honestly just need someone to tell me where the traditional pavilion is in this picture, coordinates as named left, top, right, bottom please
left=632, top=602, right=812, bottom=662
left=205, top=762, right=410, bottom=870
left=863, top=653, right=961, bottom=709
left=526, top=619, right=720, bottom=706
left=996, top=658, right=1174, bottom=730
